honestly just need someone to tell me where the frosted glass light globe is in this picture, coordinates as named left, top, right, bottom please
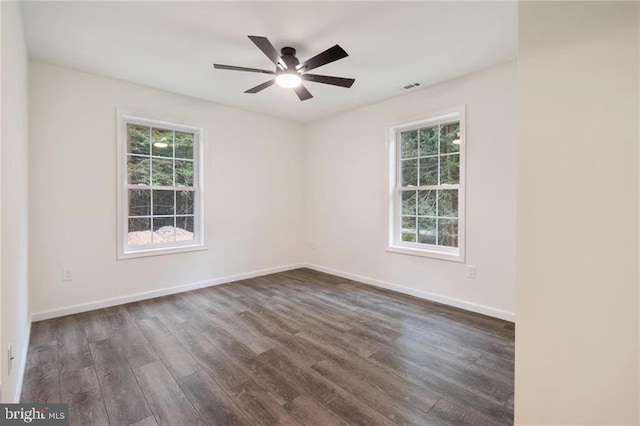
left=276, top=73, right=302, bottom=88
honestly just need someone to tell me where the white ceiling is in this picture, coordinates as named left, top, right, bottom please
left=21, top=1, right=517, bottom=123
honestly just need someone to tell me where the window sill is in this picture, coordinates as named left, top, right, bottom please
left=118, top=244, right=207, bottom=260
left=386, top=245, right=465, bottom=263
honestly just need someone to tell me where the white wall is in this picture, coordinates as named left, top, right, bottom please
left=304, top=62, right=517, bottom=320
left=1, top=2, right=30, bottom=402
left=516, top=2, right=639, bottom=424
left=29, top=61, right=305, bottom=316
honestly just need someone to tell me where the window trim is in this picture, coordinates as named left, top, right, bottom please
left=116, top=110, right=206, bottom=260
left=386, top=105, right=466, bottom=262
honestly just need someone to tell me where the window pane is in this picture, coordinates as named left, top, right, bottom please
left=401, top=216, right=416, bottom=242
left=417, top=190, right=436, bottom=216
left=127, top=156, right=150, bottom=185
left=153, top=217, right=175, bottom=243
left=419, top=126, right=438, bottom=156
left=152, top=158, right=173, bottom=186
left=153, top=190, right=174, bottom=216
left=401, top=159, right=418, bottom=186
left=152, top=128, right=173, bottom=158
left=129, top=189, right=151, bottom=216
left=438, top=189, right=458, bottom=218
left=419, top=157, right=438, bottom=186
left=440, top=122, right=460, bottom=154
left=418, top=218, right=436, bottom=244
left=401, top=191, right=417, bottom=216
left=128, top=217, right=151, bottom=245
left=127, top=125, right=150, bottom=155
left=400, top=130, right=418, bottom=159
left=175, top=160, right=194, bottom=187
left=438, top=218, right=458, bottom=247
left=177, top=190, right=194, bottom=215
left=440, top=154, right=460, bottom=185
left=175, top=131, right=194, bottom=160
left=176, top=216, right=195, bottom=241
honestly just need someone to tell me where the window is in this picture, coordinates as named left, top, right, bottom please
left=388, top=107, right=465, bottom=262
left=117, top=112, right=204, bottom=259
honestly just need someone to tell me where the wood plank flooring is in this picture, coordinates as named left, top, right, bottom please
left=22, top=268, right=514, bottom=426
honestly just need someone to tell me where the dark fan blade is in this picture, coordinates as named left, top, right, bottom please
left=214, top=64, right=275, bottom=74
left=302, top=74, right=355, bottom=88
left=297, top=45, right=348, bottom=72
left=294, top=84, right=313, bottom=101
left=244, top=79, right=276, bottom=94
left=248, top=36, right=286, bottom=69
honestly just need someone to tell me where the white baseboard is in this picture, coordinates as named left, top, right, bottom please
left=304, top=263, right=515, bottom=322
left=30, top=261, right=514, bottom=323
left=13, top=320, right=31, bottom=403
left=31, top=263, right=305, bottom=322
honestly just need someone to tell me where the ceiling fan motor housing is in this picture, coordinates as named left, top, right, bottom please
left=280, top=47, right=300, bottom=70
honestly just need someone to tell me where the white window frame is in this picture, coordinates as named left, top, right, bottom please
left=387, top=105, right=466, bottom=262
left=116, top=111, right=206, bottom=260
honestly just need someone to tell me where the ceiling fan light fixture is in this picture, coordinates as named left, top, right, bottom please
left=276, top=72, right=302, bottom=88
left=214, top=35, right=354, bottom=101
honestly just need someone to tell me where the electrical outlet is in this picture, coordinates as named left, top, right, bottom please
left=7, top=344, right=13, bottom=376
left=308, top=241, right=317, bottom=250
left=467, top=265, right=476, bottom=279
left=62, top=267, right=73, bottom=282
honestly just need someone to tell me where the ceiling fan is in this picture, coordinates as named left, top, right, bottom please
left=214, top=35, right=355, bottom=101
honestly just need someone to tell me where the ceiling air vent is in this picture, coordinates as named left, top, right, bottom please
left=402, top=82, right=421, bottom=90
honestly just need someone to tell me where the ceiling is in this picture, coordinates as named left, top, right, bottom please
left=21, top=2, right=517, bottom=123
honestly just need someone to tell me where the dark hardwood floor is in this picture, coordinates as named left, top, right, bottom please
left=22, top=268, right=514, bottom=426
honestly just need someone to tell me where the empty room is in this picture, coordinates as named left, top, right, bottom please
left=1, top=1, right=639, bottom=425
